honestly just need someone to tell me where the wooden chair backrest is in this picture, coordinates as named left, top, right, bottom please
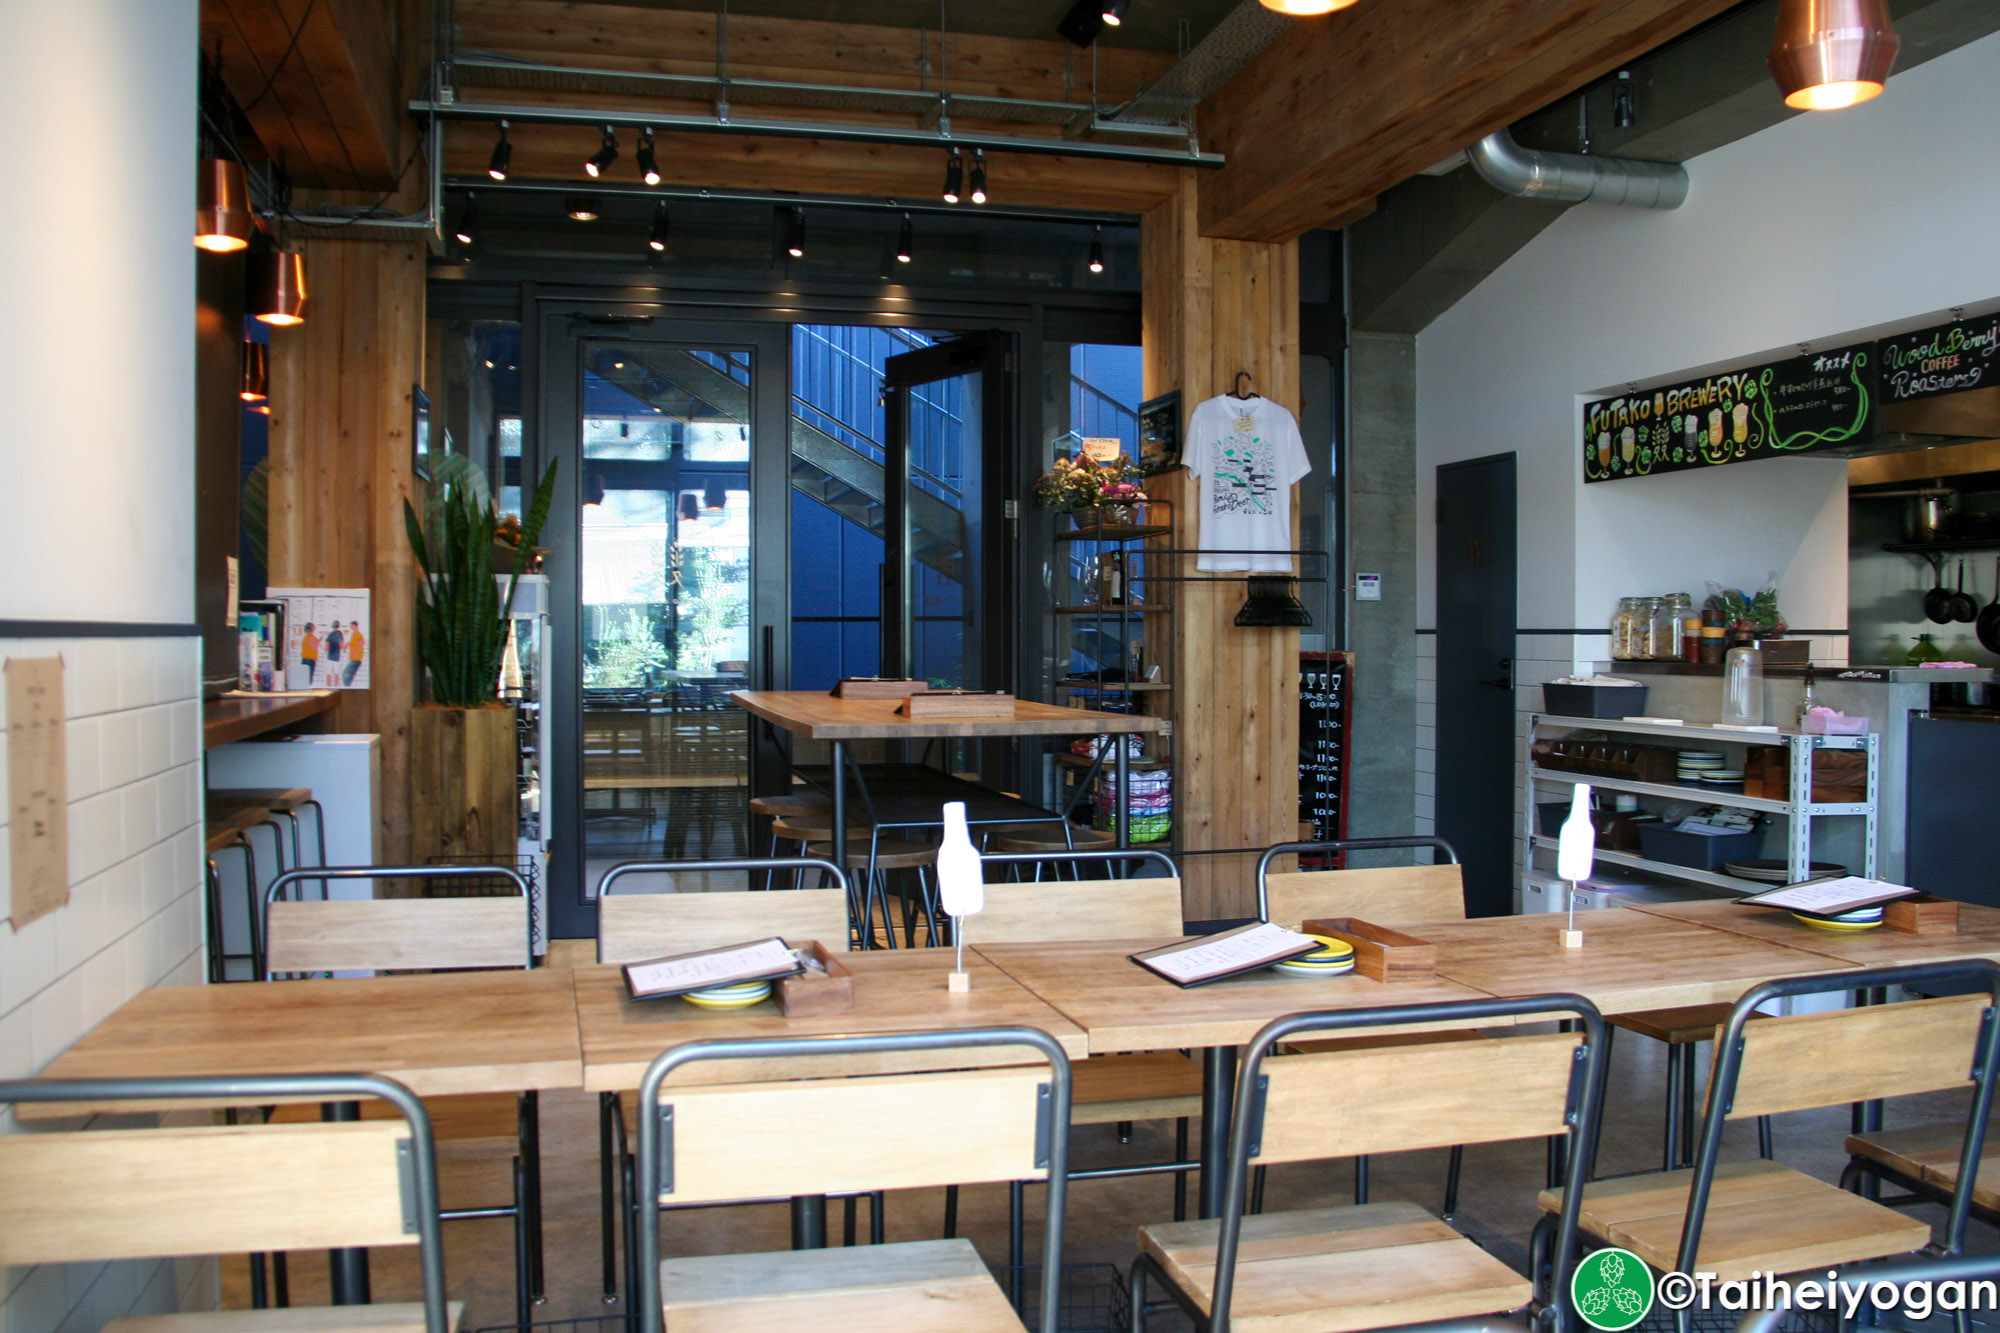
left=1254, top=1030, right=1583, bottom=1164
left=654, top=1065, right=1051, bottom=1204
left=0, top=1119, right=415, bottom=1266
left=266, top=896, right=529, bottom=974
left=598, top=887, right=850, bottom=963
left=1725, top=993, right=1988, bottom=1119
left=1263, top=863, right=1465, bottom=930
left=959, top=878, right=1184, bottom=945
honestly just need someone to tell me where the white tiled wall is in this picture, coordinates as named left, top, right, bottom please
left=0, top=635, right=212, bottom=1333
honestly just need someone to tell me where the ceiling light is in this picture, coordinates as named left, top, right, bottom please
left=1101, top=0, right=1129, bottom=25
left=649, top=200, right=670, bottom=252
left=583, top=472, right=607, bottom=506
left=452, top=194, right=478, bottom=246
left=1088, top=225, right=1106, bottom=275
left=1256, top=0, right=1358, bottom=13
left=1768, top=0, right=1900, bottom=110
left=1057, top=0, right=1105, bottom=44
left=895, top=213, right=913, bottom=264
left=239, top=341, right=268, bottom=404
left=194, top=157, right=252, bottom=252
left=566, top=195, right=601, bottom=221
left=705, top=479, right=728, bottom=511
left=942, top=150, right=963, bottom=204
left=248, top=248, right=308, bottom=327
left=1613, top=70, right=1636, bottom=128
left=969, top=150, right=988, bottom=205
left=487, top=121, right=511, bottom=181
left=679, top=493, right=701, bottom=522
left=585, top=125, right=618, bottom=178
left=778, top=206, right=805, bottom=258
left=637, top=128, right=660, bottom=186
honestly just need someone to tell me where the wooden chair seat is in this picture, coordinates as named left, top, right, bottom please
left=1070, top=1050, right=1204, bottom=1125
left=1846, top=1122, right=2000, bottom=1209
left=1536, top=1158, right=1930, bottom=1281
left=1138, top=1200, right=1530, bottom=1333
left=984, top=823, right=1113, bottom=853
left=661, top=1237, right=1024, bottom=1332
left=205, top=805, right=271, bottom=854
left=1612, top=1003, right=1768, bottom=1046
left=769, top=815, right=866, bottom=842
left=749, top=793, right=831, bottom=819
left=808, top=836, right=937, bottom=871
left=106, top=1303, right=463, bottom=1333
left=208, top=787, right=314, bottom=813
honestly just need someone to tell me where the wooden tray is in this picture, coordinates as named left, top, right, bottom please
left=898, top=691, right=1017, bottom=719
left=774, top=941, right=854, bottom=1016
left=833, top=678, right=929, bottom=700
left=1300, top=917, right=1437, bottom=982
left=1884, top=895, right=1960, bottom=935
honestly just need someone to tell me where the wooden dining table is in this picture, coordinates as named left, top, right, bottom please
left=1623, top=897, right=2000, bottom=968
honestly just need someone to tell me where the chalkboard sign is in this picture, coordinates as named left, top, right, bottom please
left=1582, top=342, right=1876, bottom=483
left=1878, top=314, right=2000, bottom=404
left=1299, top=651, right=1352, bottom=867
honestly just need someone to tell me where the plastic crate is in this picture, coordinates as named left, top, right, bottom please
left=1637, top=824, right=1761, bottom=871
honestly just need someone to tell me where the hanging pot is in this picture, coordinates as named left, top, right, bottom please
left=1977, top=558, right=2000, bottom=655
left=1950, top=559, right=1979, bottom=622
left=1923, top=559, right=1953, bottom=623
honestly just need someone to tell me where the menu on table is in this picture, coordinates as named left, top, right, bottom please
left=1737, top=876, right=1918, bottom=917
left=1130, top=921, right=1321, bottom=988
left=623, top=937, right=804, bottom=1001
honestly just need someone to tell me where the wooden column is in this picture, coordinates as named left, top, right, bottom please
left=266, top=238, right=425, bottom=866
left=1143, top=174, right=1304, bottom=922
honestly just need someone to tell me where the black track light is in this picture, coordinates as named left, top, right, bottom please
left=637, top=128, right=660, bottom=186
left=1088, top=225, right=1106, bottom=275
left=895, top=213, right=913, bottom=264
left=1102, top=0, right=1129, bottom=25
left=1614, top=69, right=1637, bottom=128
left=452, top=193, right=478, bottom=246
left=942, top=150, right=964, bottom=204
left=788, top=207, right=805, bottom=257
left=585, top=125, right=618, bottom=178
left=566, top=195, right=601, bottom=221
left=969, top=149, right=988, bottom=205
left=487, top=121, right=511, bottom=181
left=648, top=201, right=671, bottom=252
left=1057, top=0, right=1106, bottom=46
left=775, top=205, right=805, bottom=259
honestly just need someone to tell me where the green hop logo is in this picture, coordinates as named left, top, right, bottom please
left=1570, top=1247, right=1654, bottom=1331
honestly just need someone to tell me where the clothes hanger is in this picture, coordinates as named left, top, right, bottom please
left=1228, top=370, right=1259, bottom=401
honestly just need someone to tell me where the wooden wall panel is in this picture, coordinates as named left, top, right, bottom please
left=1142, top=175, right=1302, bottom=922
left=267, top=239, right=424, bottom=865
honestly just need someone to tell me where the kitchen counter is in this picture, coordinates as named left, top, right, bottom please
left=1607, top=660, right=1996, bottom=683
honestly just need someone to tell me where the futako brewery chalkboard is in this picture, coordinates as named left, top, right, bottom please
left=1299, top=651, right=1351, bottom=867
left=1878, top=314, right=2000, bottom=404
left=1582, top=341, right=1876, bottom=483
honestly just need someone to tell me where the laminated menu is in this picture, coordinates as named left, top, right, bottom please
left=622, top=937, right=804, bottom=1001
left=1737, top=876, right=1918, bottom=917
left=1131, top=921, right=1321, bottom=988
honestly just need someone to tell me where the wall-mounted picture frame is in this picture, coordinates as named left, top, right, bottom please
left=412, top=385, right=432, bottom=480
left=1137, top=390, right=1182, bottom=475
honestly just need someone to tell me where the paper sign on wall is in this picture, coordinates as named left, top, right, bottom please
left=269, top=587, right=373, bottom=690
left=7, top=657, right=69, bottom=930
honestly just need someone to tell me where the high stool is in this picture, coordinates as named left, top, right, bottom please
left=808, top=834, right=939, bottom=948
left=208, top=786, right=326, bottom=881
left=750, top=792, right=832, bottom=888
left=1611, top=1003, right=1776, bottom=1168
left=203, top=804, right=272, bottom=982
left=982, top=822, right=1114, bottom=878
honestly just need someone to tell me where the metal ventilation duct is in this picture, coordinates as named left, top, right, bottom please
left=1104, top=1, right=1294, bottom=127
left=1466, top=128, right=1689, bottom=209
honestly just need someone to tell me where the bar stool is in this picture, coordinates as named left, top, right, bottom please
left=808, top=833, right=940, bottom=948
left=209, top=787, right=327, bottom=882
left=203, top=804, right=272, bottom=982
left=749, top=792, right=831, bottom=889
left=1610, top=1004, right=1776, bottom=1168
left=981, top=822, right=1113, bottom=878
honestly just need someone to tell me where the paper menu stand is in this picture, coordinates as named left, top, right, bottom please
left=1130, top=921, right=1321, bottom=989
left=1737, top=876, right=1919, bottom=917
left=622, top=936, right=804, bottom=1001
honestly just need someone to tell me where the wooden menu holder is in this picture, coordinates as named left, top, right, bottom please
left=1301, top=918, right=1437, bottom=982
left=773, top=941, right=854, bottom=1016
left=898, top=691, right=1017, bottom=719
left=834, top=678, right=928, bottom=700
left=1884, top=895, right=1960, bottom=935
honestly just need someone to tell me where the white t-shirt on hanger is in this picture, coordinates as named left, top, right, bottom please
left=1185, top=393, right=1312, bottom=572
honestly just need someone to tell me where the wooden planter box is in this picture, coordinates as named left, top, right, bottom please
left=410, top=704, right=519, bottom=876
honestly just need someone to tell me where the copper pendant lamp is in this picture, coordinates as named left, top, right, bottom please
left=239, top=340, right=269, bottom=404
left=195, top=157, right=252, bottom=252
left=249, top=248, right=308, bottom=327
left=1768, top=0, right=1900, bottom=111
left=1256, top=0, right=1359, bottom=14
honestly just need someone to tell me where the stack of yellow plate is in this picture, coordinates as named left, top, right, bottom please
left=1272, top=934, right=1357, bottom=978
left=1790, top=904, right=1885, bottom=933
left=683, top=979, right=775, bottom=1009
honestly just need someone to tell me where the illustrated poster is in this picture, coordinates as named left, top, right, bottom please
left=270, top=587, right=373, bottom=690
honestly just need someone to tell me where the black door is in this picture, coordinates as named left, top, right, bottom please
left=1435, top=454, right=1517, bottom=917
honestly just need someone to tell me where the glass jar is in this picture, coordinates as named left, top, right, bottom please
left=1610, top=598, right=1639, bottom=660
left=1721, top=641, right=1765, bottom=726
left=1635, top=597, right=1664, bottom=659
left=1658, top=594, right=1693, bottom=660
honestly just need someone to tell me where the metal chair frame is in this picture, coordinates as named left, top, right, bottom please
left=1129, top=993, right=1608, bottom=1333
left=0, top=1072, right=452, bottom=1333
left=632, top=1026, right=1073, bottom=1333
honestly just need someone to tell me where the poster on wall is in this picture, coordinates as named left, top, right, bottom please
left=1878, top=313, right=2000, bottom=404
left=1298, top=651, right=1352, bottom=869
left=1581, top=342, right=1876, bottom=483
left=270, top=587, right=373, bottom=690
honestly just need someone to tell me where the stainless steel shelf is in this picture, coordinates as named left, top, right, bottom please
left=1528, top=835, right=1754, bottom=895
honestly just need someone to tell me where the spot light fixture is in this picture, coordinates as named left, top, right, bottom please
left=704, top=479, right=729, bottom=512
left=648, top=200, right=671, bottom=252
left=1088, top=225, right=1106, bottom=275
left=1613, top=70, right=1636, bottom=128
left=1768, top=0, right=1900, bottom=110
left=585, top=125, right=618, bottom=178
left=778, top=205, right=805, bottom=258
left=487, top=121, right=511, bottom=181
left=1101, top=0, right=1128, bottom=25
left=1256, top=0, right=1358, bottom=14
left=248, top=247, right=308, bottom=327
left=452, top=193, right=478, bottom=246
left=1057, top=0, right=1104, bottom=44
left=968, top=150, right=988, bottom=205
left=895, top=213, right=913, bottom=264
left=942, top=150, right=963, bottom=204
left=637, top=128, right=660, bottom=186
left=194, top=157, right=252, bottom=252
left=239, top=341, right=268, bottom=404
left=566, top=195, right=601, bottom=221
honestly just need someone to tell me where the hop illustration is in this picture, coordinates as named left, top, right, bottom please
left=1580, top=1289, right=1612, bottom=1318
left=1613, top=1289, right=1645, bottom=1316
left=1598, top=1253, right=1626, bottom=1287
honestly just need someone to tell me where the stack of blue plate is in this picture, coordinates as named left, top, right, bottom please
left=1676, top=750, right=1727, bottom=783
left=1271, top=934, right=1357, bottom=978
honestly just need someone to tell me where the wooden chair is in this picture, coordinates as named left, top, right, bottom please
left=594, top=855, right=854, bottom=1307
left=1842, top=1120, right=2000, bottom=1229
left=1538, top=962, right=2000, bottom=1333
left=0, top=1072, right=457, bottom=1333
left=1130, top=993, right=1608, bottom=1333
left=633, top=1027, right=1073, bottom=1333
left=261, top=864, right=539, bottom=1323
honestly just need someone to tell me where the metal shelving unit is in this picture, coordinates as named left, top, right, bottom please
left=1523, top=712, right=1880, bottom=893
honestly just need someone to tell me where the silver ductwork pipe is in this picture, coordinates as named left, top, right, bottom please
left=1466, top=128, right=1688, bottom=209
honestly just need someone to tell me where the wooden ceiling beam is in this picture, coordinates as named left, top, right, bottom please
left=1196, top=0, right=1742, bottom=242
